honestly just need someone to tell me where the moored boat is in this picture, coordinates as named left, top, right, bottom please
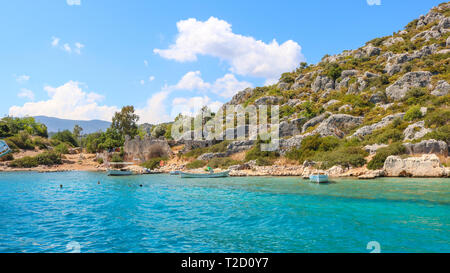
left=170, top=170, right=182, bottom=175
left=309, top=174, right=329, bottom=183
left=0, top=140, right=11, bottom=158
left=106, top=162, right=135, bottom=176
left=180, top=171, right=230, bottom=178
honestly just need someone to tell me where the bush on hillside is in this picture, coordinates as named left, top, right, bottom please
left=404, top=105, right=423, bottom=121
left=367, top=143, right=406, bottom=170
left=141, top=157, right=168, bottom=170
left=186, top=160, right=207, bottom=169
left=51, top=130, right=78, bottom=147
left=8, top=152, right=61, bottom=168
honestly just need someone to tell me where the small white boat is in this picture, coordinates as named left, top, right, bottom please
left=309, top=174, right=329, bottom=183
left=180, top=171, right=230, bottom=178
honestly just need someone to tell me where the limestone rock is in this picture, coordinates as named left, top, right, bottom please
left=431, top=80, right=450, bottom=96
left=302, top=112, right=331, bottom=133
left=280, top=135, right=305, bottom=153
left=124, top=135, right=173, bottom=163
left=312, top=114, right=363, bottom=138
left=369, top=91, right=386, bottom=104
left=364, top=144, right=388, bottom=155
left=312, top=75, right=334, bottom=92
left=341, top=70, right=359, bottom=78
left=338, top=104, right=352, bottom=112
left=385, top=71, right=432, bottom=101
left=403, top=139, right=448, bottom=156
left=227, top=140, right=255, bottom=154
left=382, top=36, right=404, bottom=47
left=351, top=113, right=405, bottom=138
left=197, top=152, right=228, bottom=161
left=323, top=99, right=340, bottom=109
left=384, top=154, right=446, bottom=177
left=226, top=87, right=254, bottom=105
left=254, top=96, right=283, bottom=106
left=403, top=121, right=432, bottom=141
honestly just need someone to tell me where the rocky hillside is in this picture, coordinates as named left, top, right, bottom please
left=168, top=2, right=450, bottom=177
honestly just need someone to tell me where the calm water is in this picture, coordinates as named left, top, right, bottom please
left=0, top=172, right=448, bottom=253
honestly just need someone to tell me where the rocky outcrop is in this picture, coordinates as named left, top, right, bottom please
left=280, top=135, right=305, bottom=154
left=227, top=140, right=255, bottom=153
left=254, top=96, right=283, bottom=106
left=416, top=11, right=444, bottom=29
left=348, top=77, right=367, bottom=93
left=403, top=121, right=432, bottom=141
left=197, top=152, right=227, bottom=161
left=351, top=113, right=405, bottom=138
left=338, top=104, right=352, bottom=112
left=364, top=144, right=388, bottom=155
left=385, top=71, right=432, bottom=101
left=323, top=99, right=340, bottom=109
left=302, top=112, right=331, bottom=133
left=431, top=80, right=450, bottom=96
left=312, top=114, right=363, bottom=138
left=124, top=135, right=173, bottom=163
left=384, top=154, right=447, bottom=177
left=283, top=99, right=304, bottom=108
left=312, top=75, right=334, bottom=92
left=226, top=87, right=254, bottom=105
left=279, top=118, right=305, bottom=137
left=382, top=36, right=404, bottom=47
left=369, top=91, right=386, bottom=104
left=341, top=70, right=359, bottom=78
left=403, top=139, right=448, bottom=156
left=291, top=71, right=315, bottom=89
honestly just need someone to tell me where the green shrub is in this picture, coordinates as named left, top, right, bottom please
left=54, top=143, right=69, bottom=154
left=9, top=152, right=61, bottom=168
left=425, top=109, right=450, bottom=128
left=183, top=141, right=230, bottom=159
left=285, top=134, right=340, bottom=163
left=141, top=157, right=167, bottom=170
left=245, top=138, right=279, bottom=162
left=404, top=105, right=423, bottom=121
left=33, top=137, right=49, bottom=150
left=6, top=131, right=35, bottom=150
left=110, top=153, right=123, bottom=162
left=326, top=63, right=342, bottom=81
left=97, top=158, right=104, bottom=164
left=186, top=160, right=207, bottom=169
left=367, top=143, right=406, bottom=170
left=51, top=130, right=78, bottom=147
left=207, top=157, right=241, bottom=169
left=0, top=153, right=13, bottom=162
left=315, top=146, right=367, bottom=169
left=422, top=124, right=450, bottom=143
left=255, top=157, right=273, bottom=166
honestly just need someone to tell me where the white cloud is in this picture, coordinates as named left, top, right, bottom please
left=51, top=37, right=60, bottom=47
left=74, top=42, right=84, bottom=54
left=18, top=88, right=35, bottom=100
left=15, top=74, right=30, bottom=84
left=144, top=60, right=149, bottom=67
left=136, top=91, right=172, bottom=124
left=169, top=71, right=251, bottom=98
left=63, top=43, right=72, bottom=53
left=67, top=0, right=81, bottom=6
left=149, top=76, right=155, bottom=82
left=212, top=73, right=252, bottom=98
left=171, top=96, right=222, bottom=117
left=9, top=81, right=118, bottom=121
left=154, top=17, right=304, bottom=83
left=140, top=80, right=145, bottom=85
left=51, top=37, right=84, bottom=54
left=367, top=0, right=381, bottom=6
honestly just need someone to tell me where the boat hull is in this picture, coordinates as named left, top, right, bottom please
left=309, top=174, right=329, bottom=183
left=180, top=171, right=230, bottom=178
left=107, top=169, right=134, bottom=176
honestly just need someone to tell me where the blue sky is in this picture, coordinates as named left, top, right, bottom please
left=0, top=0, right=444, bottom=123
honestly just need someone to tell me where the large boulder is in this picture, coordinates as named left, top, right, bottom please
left=227, top=140, right=255, bottom=154
left=302, top=112, right=331, bottom=133
left=197, top=152, right=228, bottom=161
left=351, top=113, right=405, bottom=138
left=385, top=71, right=432, bottom=101
left=226, top=87, right=254, bottom=105
left=312, top=75, right=334, bottom=92
left=431, top=80, right=450, bottom=97
left=364, top=144, right=388, bottom=155
left=124, top=135, right=173, bottom=163
left=280, top=135, right=306, bottom=154
left=369, top=91, right=387, bottom=104
left=403, top=121, right=432, bottom=141
left=382, top=36, right=404, bottom=47
left=279, top=118, right=306, bottom=137
left=254, top=96, right=283, bottom=106
left=384, top=154, right=446, bottom=177
left=403, top=139, right=448, bottom=156
left=312, top=114, right=363, bottom=138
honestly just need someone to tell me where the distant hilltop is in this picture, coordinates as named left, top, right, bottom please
left=33, top=116, right=111, bottom=134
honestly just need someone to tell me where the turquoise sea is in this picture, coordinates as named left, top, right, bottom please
left=0, top=171, right=448, bottom=253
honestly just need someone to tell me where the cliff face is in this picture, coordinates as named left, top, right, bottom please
left=123, top=135, right=173, bottom=163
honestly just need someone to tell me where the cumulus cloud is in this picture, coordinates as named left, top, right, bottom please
left=9, top=81, right=118, bottom=121
left=74, top=42, right=84, bottom=54
left=154, top=17, right=304, bottom=83
left=149, top=76, right=155, bottom=82
left=18, top=88, right=35, bottom=100
left=67, top=0, right=81, bottom=6
left=171, top=96, right=222, bottom=117
left=367, top=0, right=381, bottom=6
left=15, top=74, right=30, bottom=84
left=169, top=71, right=252, bottom=98
left=144, top=60, right=149, bottom=67
left=136, top=91, right=172, bottom=124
